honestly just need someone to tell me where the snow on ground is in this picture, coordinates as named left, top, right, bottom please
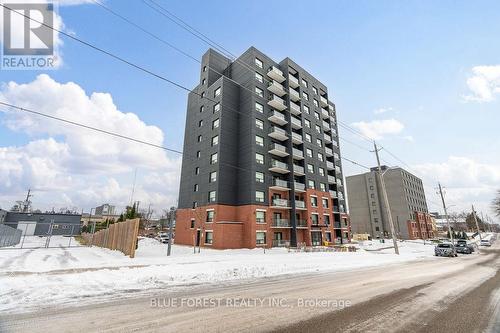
left=0, top=236, right=437, bottom=314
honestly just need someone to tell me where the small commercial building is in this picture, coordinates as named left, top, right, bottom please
left=1, top=211, right=82, bottom=236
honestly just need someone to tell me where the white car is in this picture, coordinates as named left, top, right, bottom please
left=480, top=239, right=492, bottom=247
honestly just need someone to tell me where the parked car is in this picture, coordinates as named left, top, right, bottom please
left=455, top=243, right=472, bottom=254
left=480, top=239, right=492, bottom=247
left=456, top=240, right=475, bottom=253
left=435, top=243, right=458, bottom=257
left=157, top=232, right=169, bottom=244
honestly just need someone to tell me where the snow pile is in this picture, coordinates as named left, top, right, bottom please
left=0, top=237, right=436, bottom=314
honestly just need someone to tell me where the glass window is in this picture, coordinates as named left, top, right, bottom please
left=304, top=119, right=311, bottom=128
left=311, top=214, right=319, bottom=225
left=210, top=153, right=218, bottom=164
left=205, top=231, right=213, bottom=244
left=206, top=211, right=215, bottom=222
left=256, top=135, right=264, bottom=146
left=313, top=99, right=319, bottom=108
left=307, top=164, right=314, bottom=174
left=211, top=135, right=219, bottom=146
left=198, top=120, right=203, bottom=127
left=256, top=153, right=264, bottom=164
left=201, top=92, right=205, bottom=98
left=320, top=183, right=326, bottom=191
left=308, top=180, right=315, bottom=189
left=322, top=198, right=329, bottom=208
left=195, top=167, right=199, bottom=175
left=303, top=105, right=310, bottom=114
left=255, top=87, right=264, bottom=98
left=255, top=58, right=263, bottom=68
left=194, top=184, right=198, bottom=192
left=256, top=231, right=266, bottom=245
left=310, top=196, right=318, bottom=207
left=316, top=139, right=322, bottom=147
left=190, top=219, right=195, bottom=228
left=200, top=105, right=204, bottom=113
left=315, top=124, right=321, bottom=133
left=305, top=133, right=312, bottom=142
left=314, top=112, right=320, bottom=120
left=197, top=151, right=201, bottom=158
left=197, top=135, right=202, bottom=142
left=256, top=118, right=264, bottom=130
left=318, top=153, right=324, bottom=162
left=192, top=202, right=198, bottom=209
left=255, top=102, right=264, bottom=113
left=256, top=191, right=265, bottom=203
left=213, top=103, right=220, bottom=113
left=208, top=191, right=216, bottom=202
left=256, top=211, right=266, bottom=224
left=209, top=171, right=217, bottom=183
left=303, top=92, right=309, bottom=101
left=255, top=171, right=264, bottom=183
left=306, top=148, right=313, bottom=158
left=324, top=215, right=330, bottom=226
left=202, top=78, right=206, bottom=85
left=302, top=78, right=308, bottom=87
left=319, top=168, right=325, bottom=176
left=255, top=72, right=263, bottom=83
left=214, top=87, right=221, bottom=97
left=212, top=118, right=220, bottom=129
left=203, top=66, right=207, bottom=72
left=313, top=87, right=318, bottom=95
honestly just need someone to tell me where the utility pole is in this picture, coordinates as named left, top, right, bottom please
left=373, top=142, right=399, bottom=255
left=167, top=206, right=175, bottom=256
left=471, top=205, right=482, bottom=241
left=437, top=183, right=454, bottom=245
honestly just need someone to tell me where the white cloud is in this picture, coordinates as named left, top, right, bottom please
left=350, top=118, right=405, bottom=140
left=374, top=107, right=393, bottom=114
left=0, top=75, right=181, bottom=214
left=464, top=65, right=500, bottom=102
left=414, top=156, right=500, bottom=218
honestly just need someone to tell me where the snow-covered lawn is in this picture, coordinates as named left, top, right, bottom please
left=0, top=236, right=436, bottom=314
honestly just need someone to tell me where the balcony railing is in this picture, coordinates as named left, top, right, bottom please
left=328, top=104, right=335, bottom=112
left=329, top=190, right=338, bottom=198
left=267, top=80, right=287, bottom=97
left=272, top=178, right=289, bottom=189
left=272, top=198, right=290, bottom=208
left=268, top=142, right=289, bottom=157
left=294, top=182, right=306, bottom=192
left=326, top=161, right=334, bottom=170
left=268, top=110, right=287, bottom=126
left=292, top=148, right=304, bottom=160
left=296, top=219, right=307, bottom=227
left=293, top=164, right=305, bottom=175
left=324, top=133, right=332, bottom=143
left=295, top=200, right=306, bottom=209
left=334, top=153, right=340, bottom=160
left=268, top=126, right=288, bottom=141
left=321, top=108, right=329, bottom=119
left=322, top=121, right=330, bottom=130
left=289, top=88, right=300, bottom=102
left=320, top=96, right=328, bottom=107
left=335, top=166, right=342, bottom=174
left=267, top=66, right=286, bottom=83
left=272, top=239, right=290, bottom=247
left=291, top=116, right=302, bottom=129
left=289, top=75, right=299, bottom=88
left=270, top=159, right=290, bottom=174
left=289, top=101, right=301, bottom=116
left=328, top=175, right=336, bottom=184
left=272, top=218, right=291, bottom=227
left=268, top=95, right=287, bottom=111
left=337, top=179, right=343, bottom=187
left=291, top=132, right=303, bottom=144
left=325, top=147, right=333, bottom=156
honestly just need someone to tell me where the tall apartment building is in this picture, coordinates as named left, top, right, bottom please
left=346, top=166, right=433, bottom=240
left=95, top=204, right=116, bottom=217
left=176, top=47, right=349, bottom=249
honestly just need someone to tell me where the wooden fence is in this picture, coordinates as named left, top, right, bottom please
left=82, top=218, right=140, bottom=258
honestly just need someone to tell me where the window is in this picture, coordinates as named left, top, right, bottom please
left=194, top=184, right=198, bottom=192
left=200, top=105, right=204, bottom=113
left=208, top=191, right=216, bottom=202
left=370, top=186, right=374, bottom=190
left=192, top=202, right=198, bottom=209
left=324, top=215, right=330, bottom=226
left=303, top=92, right=309, bottom=101
left=308, top=180, right=315, bottom=189
left=256, top=153, right=264, bottom=164
left=313, top=87, right=318, bottom=95
left=319, top=168, right=325, bottom=176
left=315, top=124, right=321, bottom=133
left=255, top=171, right=264, bottom=183
left=305, top=133, right=312, bottom=142
left=255, top=102, right=264, bottom=113
left=198, top=120, right=203, bottom=127
left=314, top=112, right=320, bottom=120
left=371, top=201, right=376, bottom=206
left=201, top=92, right=205, bottom=98
left=255, top=87, right=264, bottom=98
left=203, top=210, right=215, bottom=223
left=210, top=153, right=218, bottom=164
left=203, top=66, right=207, bottom=72
left=213, top=103, right=220, bottom=113
left=375, top=227, right=380, bottom=232
left=306, top=148, right=313, bottom=158
left=317, top=153, right=324, bottom=162
left=211, top=135, right=219, bottom=146
left=195, top=167, right=200, bottom=175
left=256, top=118, right=264, bottom=130
left=304, top=119, right=311, bottom=128
left=197, top=135, right=202, bottom=142
left=302, top=78, right=308, bottom=87
left=197, top=151, right=201, bottom=158
left=307, top=164, right=314, bottom=174
left=255, top=72, right=263, bottom=83
left=202, top=78, right=206, bottom=85
left=256, top=191, right=265, bottom=203
left=256, top=211, right=266, bottom=224
left=314, top=99, right=319, bottom=108
left=212, top=118, right=220, bottom=129
left=320, top=183, right=326, bottom=191
left=205, top=231, right=213, bottom=244
left=322, top=198, right=329, bottom=208
left=256, top=135, right=264, bottom=147
left=190, top=219, right=195, bottom=228
left=256, top=231, right=266, bottom=245
left=255, top=58, right=263, bottom=68
left=311, top=214, right=319, bottom=225
left=374, top=218, right=379, bottom=223
left=209, top=171, right=217, bottom=183
left=303, top=105, right=310, bottom=114
left=310, top=196, right=318, bottom=207
left=373, top=209, right=377, bottom=214
left=316, top=139, right=322, bottom=147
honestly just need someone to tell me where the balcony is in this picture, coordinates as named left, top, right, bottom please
left=293, top=164, right=305, bottom=176
left=320, top=96, right=328, bottom=107
left=333, top=153, right=340, bottom=160
left=322, top=121, right=330, bottom=130
left=329, top=190, right=338, bottom=198
left=292, top=148, right=304, bottom=160
left=335, top=166, right=342, bottom=174
left=267, top=80, right=287, bottom=97
left=268, top=95, right=287, bottom=111
left=297, top=219, right=308, bottom=228
left=328, top=104, right=335, bottom=112
left=289, top=75, right=299, bottom=88
left=268, top=126, right=288, bottom=141
left=332, top=140, right=338, bottom=147
left=295, top=200, right=307, bottom=210
left=331, top=128, right=337, bottom=136
left=267, top=66, right=286, bottom=83
left=333, top=206, right=340, bottom=213
left=337, top=179, right=343, bottom=187
left=326, top=161, right=334, bottom=170
left=338, top=192, right=344, bottom=200
left=270, top=178, right=290, bottom=191
left=271, top=199, right=291, bottom=209
left=294, top=182, right=306, bottom=192
left=289, top=101, right=301, bottom=116
left=321, top=108, right=329, bottom=119
left=269, top=159, right=290, bottom=174
left=272, top=239, right=290, bottom=247
left=268, top=142, right=289, bottom=157
left=272, top=218, right=291, bottom=228
left=291, top=132, right=303, bottom=144
left=291, top=116, right=302, bottom=129
left=324, top=133, right=332, bottom=143
left=325, top=147, right=333, bottom=156
left=268, top=110, right=287, bottom=126
left=289, top=88, right=301, bottom=102
left=328, top=175, right=336, bottom=184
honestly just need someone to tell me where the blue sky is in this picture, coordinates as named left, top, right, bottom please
left=1, top=0, right=499, bottom=219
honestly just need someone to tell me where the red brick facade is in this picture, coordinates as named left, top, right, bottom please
left=406, top=211, right=434, bottom=240
left=175, top=189, right=350, bottom=249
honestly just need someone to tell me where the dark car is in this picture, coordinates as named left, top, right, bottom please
left=457, top=240, right=475, bottom=253
left=455, top=243, right=472, bottom=254
left=435, top=243, right=458, bottom=257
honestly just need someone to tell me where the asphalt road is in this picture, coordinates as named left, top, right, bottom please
left=1, top=244, right=499, bottom=333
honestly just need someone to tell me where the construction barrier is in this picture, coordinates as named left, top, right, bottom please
left=82, top=218, right=140, bottom=258
left=0, top=224, right=22, bottom=247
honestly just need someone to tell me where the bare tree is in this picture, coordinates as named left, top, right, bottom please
left=493, top=190, right=500, bottom=216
